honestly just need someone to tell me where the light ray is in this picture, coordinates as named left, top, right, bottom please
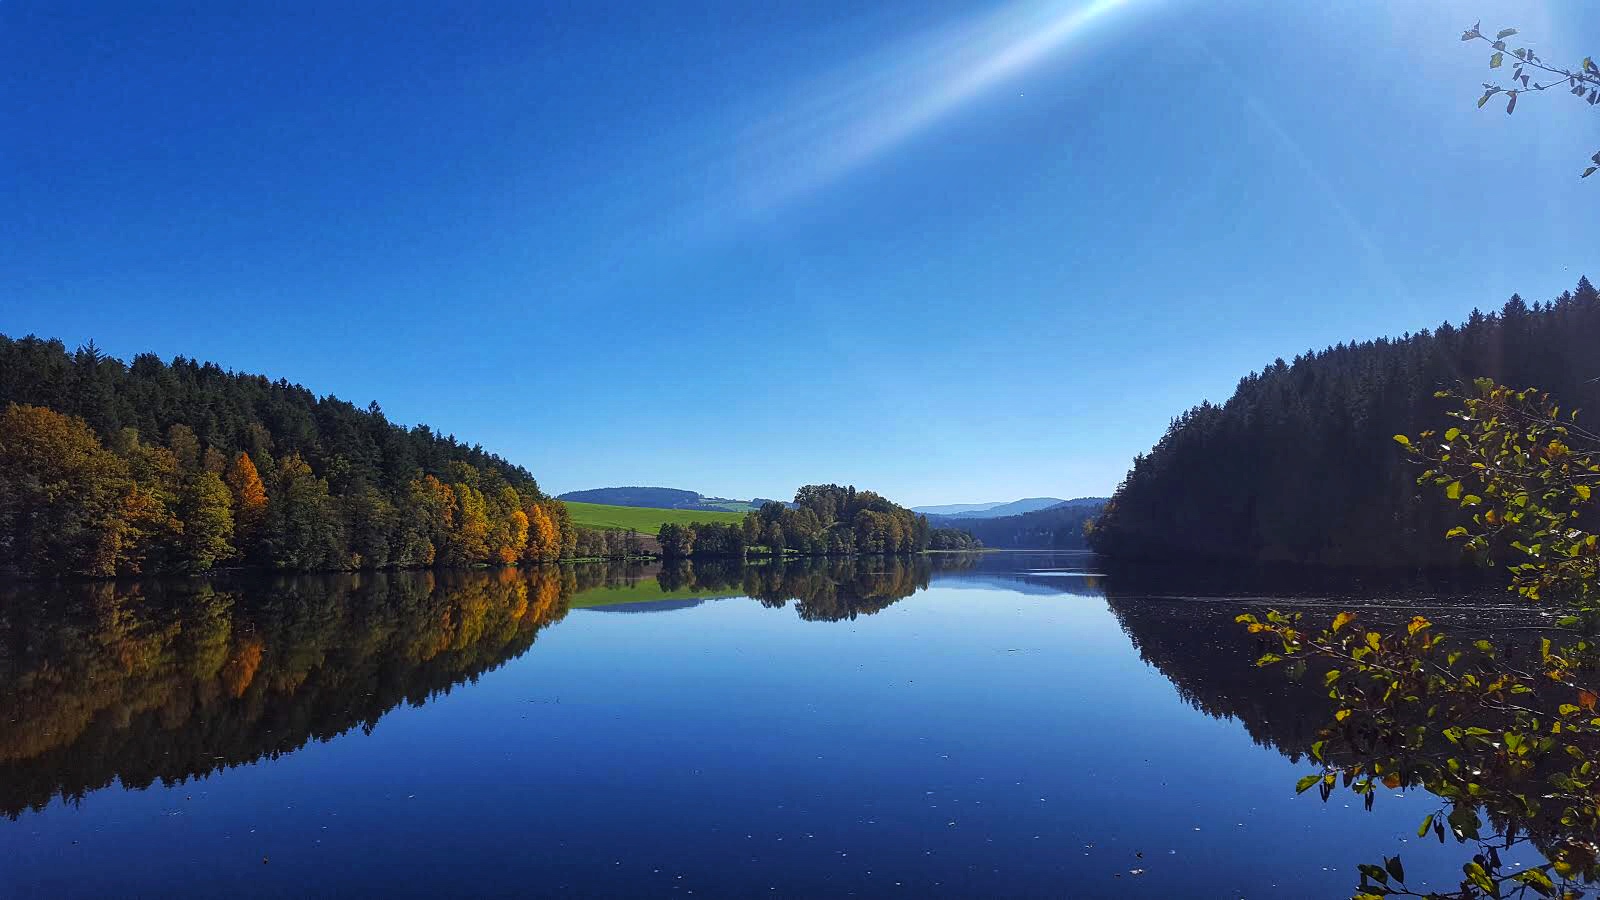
left=737, top=0, right=1142, bottom=211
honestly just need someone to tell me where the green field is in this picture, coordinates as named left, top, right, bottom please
left=562, top=501, right=746, bottom=535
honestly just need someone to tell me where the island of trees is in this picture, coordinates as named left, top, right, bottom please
left=656, top=484, right=979, bottom=558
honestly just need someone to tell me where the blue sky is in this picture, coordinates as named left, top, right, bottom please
left=4, top=1, right=1596, bottom=506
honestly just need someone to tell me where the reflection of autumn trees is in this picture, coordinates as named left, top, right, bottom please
left=0, top=568, right=571, bottom=818
left=0, top=555, right=984, bottom=818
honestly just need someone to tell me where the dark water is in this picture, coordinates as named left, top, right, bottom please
left=0, top=553, right=1537, bottom=897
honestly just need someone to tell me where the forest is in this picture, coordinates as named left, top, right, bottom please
left=0, top=335, right=645, bottom=578
left=656, top=484, right=940, bottom=558
left=1088, top=276, right=1600, bottom=568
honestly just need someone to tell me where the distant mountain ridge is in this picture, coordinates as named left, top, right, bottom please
left=927, top=499, right=1108, bottom=550
left=913, top=501, right=1008, bottom=516
left=557, top=486, right=773, bottom=513
left=913, top=497, right=1106, bottom=520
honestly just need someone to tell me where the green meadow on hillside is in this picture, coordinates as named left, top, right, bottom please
left=562, top=501, right=746, bottom=535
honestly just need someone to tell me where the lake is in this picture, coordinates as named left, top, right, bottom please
left=0, top=552, right=1539, bottom=897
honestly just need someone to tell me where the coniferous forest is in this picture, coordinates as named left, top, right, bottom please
left=1088, top=277, right=1600, bottom=568
left=0, top=335, right=585, bottom=578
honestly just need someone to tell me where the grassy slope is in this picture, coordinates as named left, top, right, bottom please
left=562, top=501, right=746, bottom=535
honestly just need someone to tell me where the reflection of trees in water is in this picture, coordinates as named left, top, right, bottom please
left=0, top=568, right=570, bottom=819
left=657, top=555, right=962, bottom=621
left=0, top=553, right=982, bottom=818
left=1104, top=591, right=1332, bottom=759
left=1103, top=575, right=1553, bottom=761
left=1100, top=566, right=1523, bottom=755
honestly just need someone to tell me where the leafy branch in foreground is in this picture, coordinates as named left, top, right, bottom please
left=1460, top=23, right=1600, bottom=178
left=1244, top=379, right=1600, bottom=899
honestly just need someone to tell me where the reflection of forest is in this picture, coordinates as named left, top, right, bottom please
left=1104, top=591, right=1332, bottom=759
left=1103, top=574, right=1548, bottom=761
left=0, top=555, right=984, bottom=818
left=0, top=568, right=572, bottom=819
left=658, top=554, right=978, bottom=621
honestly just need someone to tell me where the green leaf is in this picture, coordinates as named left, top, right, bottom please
left=1393, top=434, right=1411, bottom=447
left=1447, top=481, right=1463, bottom=500
left=1490, top=51, right=1504, bottom=68
left=1445, top=427, right=1461, bottom=441
left=1576, top=484, right=1592, bottom=500
left=1295, top=774, right=1321, bottom=794
left=1446, top=526, right=1469, bottom=538
left=1417, top=813, right=1434, bottom=838
left=1497, top=28, right=1517, bottom=39
left=1464, top=861, right=1495, bottom=893
left=1516, top=867, right=1555, bottom=895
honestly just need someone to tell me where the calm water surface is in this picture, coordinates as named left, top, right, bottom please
left=0, top=553, right=1535, bottom=897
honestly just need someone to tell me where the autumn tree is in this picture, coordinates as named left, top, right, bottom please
left=523, top=502, right=560, bottom=563
left=0, top=404, right=131, bottom=577
left=178, top=471, right=235, bottom=571
left=224, top=451, right=268, bottom=551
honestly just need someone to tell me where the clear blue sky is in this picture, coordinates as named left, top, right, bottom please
left=4, top=1, right=1595, bottom=506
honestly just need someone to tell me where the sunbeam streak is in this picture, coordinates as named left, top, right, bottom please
left=738, top=0, right=1142, bottom=211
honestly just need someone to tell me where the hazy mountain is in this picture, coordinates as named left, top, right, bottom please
left=916, top=497, right=1101, bottom=520
left=927, top=500, right=1108, bottom=549
left=911, top=501, right=1008, bottom=516
left=557, top=486, right=764, bottom=512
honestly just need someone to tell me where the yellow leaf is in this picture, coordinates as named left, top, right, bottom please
left=1332, top=611, right=1356, bottom=633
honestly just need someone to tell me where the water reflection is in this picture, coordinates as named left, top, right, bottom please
left=0, top=555, right=981, bottom=818
left=0, top=568, right=570, bottom=819
left=2, top=552, right=1537, bottom=897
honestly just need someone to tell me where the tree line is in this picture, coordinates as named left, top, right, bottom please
left=655, top=484, right=947, bottom=558
left=0, top=336, right=647, bottom=578
left=1088, top=276, right=1600, bottom=568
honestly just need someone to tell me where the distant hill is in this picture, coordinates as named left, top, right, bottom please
left=558, top=486, right=763, bottom=513
left=912, top=501, right=1007, bottom=516
left=942, top=498, right=1068, bottom=519
left=928, top=500, right=1107, bottom=549
left=914, top=497, right=1107, bottom=520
